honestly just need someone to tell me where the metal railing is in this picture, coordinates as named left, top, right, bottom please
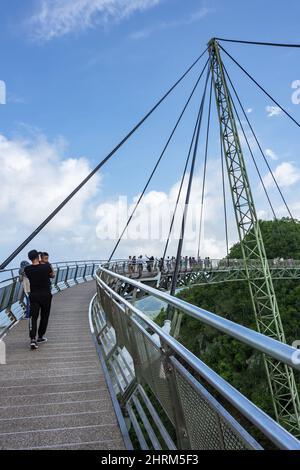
left=2, top=257, right=299, bottom=285
left=102, top=258, right=300, bottom=276
left=90, top=265, right=300, bottom=450
left=0, top=259, right=105, bottom=284
left=0, top=260, right=101, bottom=338
left=101, top=258, right=300, bottom=292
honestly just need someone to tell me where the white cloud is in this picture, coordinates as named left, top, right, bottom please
left=246, top=108, right=253, bottom=114
left=263, top=162, right=300, bottom=189
left=4, top=129, right=294, bottom=265
left=266, top=105, right=282, bottom=117
left=0, top=80, right=6, bottom=105
left=7, top=93, right=27, bottom=105
left=265, top=148, right=278, bottom=161
left=0, top=131, right=101, bottom=263
left=130, top=7, right=212, bottom=40
left=189, top=7, right=211, bottom=22
left=0, top=131, right=234, bottom=264
left=94, top=160, right=236, bottom=259
left=28, top=0, right=161, bottom=40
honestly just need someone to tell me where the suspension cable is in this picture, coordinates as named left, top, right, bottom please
left=108, top=59, right=210, bottom=261
left=162, top=94, right=203, bottom=262
left=222, top=63, right=295, bottom=221
left=215, top=38, right=300, bottom=48
left=219, top=44, right=300, bottom=130
left=169, top=68, right=210, bottom=300
left=197, top=77, right=213, bottom=260
left=228, top=82, right=277, bottom=219
left=0, top=48, right=208, bottom=270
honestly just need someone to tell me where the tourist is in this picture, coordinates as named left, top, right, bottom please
left=128, top=255, right=133, bottom=274
left=145, top=255, right=154, bottom=273
left=158, top=257, right=164, bottom=272
left=137, top=255, right=144, bottom=278
left=25, top=249, right=55, bottom=350
left=132, top=256, right=137, bottom=273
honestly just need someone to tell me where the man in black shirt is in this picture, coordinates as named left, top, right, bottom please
left=25, top=250, right=55, bottom=350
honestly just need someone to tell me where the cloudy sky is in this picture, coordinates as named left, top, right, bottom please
left=1, top=0, right=300, bottom=266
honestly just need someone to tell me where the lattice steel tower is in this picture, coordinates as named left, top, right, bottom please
left=208, top=38, right=300, bottom=435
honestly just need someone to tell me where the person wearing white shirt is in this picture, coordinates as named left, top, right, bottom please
left=137, top=255, right=144, bottom=278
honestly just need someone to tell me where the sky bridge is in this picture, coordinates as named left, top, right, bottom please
left=0, top=259, right=300, bottom=450
left=1, top=37, right=300, bottom=450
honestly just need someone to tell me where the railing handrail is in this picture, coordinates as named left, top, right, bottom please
left=2, top=256, right=300, bottom=276
left=0, top=259, right=104, bottom=274
left=0, top=260, right=108, bottom=284
left=98, top=266, right=300, bottom=370
left=103, top=258, right=300, bottom=274
left=96, top=268, right=300, bottom=450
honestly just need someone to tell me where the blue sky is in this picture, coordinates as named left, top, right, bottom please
left=1, top=0, right=300, bottom=265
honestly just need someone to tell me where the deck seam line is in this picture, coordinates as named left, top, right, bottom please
left=0, top=379, right=104, bottom=389
left=0, top=398, right=104, bottom=410
left=0, top=423, right=118, bottom=436
left=0, top=410, right=116, bottom=421
left=16, top=438, right=124, bottom=450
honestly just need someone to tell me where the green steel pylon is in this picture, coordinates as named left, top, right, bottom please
left=208, top=38, right=300, bottom=436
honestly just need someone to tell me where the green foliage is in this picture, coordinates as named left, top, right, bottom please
left=155, top=308, right=167, bottom=327
left=230, top=218, right=300, bottom=259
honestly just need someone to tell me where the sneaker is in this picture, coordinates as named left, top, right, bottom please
left=37, top=337, right=48, bottom=344
left=30, top=340, right=38, bottom=350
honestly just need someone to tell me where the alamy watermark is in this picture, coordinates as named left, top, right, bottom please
left=95, top=197, right=204, bottom=248
left=0, top=80, right=6, bottom=105
left=0, top=340, right=6, bottom=365
left=291, top=80, right=300, bottom=105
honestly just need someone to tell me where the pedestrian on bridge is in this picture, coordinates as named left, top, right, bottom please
left=128, top=256, right=133, bottom=274
left=145, top=255, right=154, bottom=273
left=137, top=255, right=144, bottom=278
left=25, top=250, right=55, bottom=350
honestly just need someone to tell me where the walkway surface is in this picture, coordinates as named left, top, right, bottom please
left=0, top=282, right=125, bottom=450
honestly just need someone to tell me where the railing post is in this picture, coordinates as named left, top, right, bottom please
left=82, top=264, right=87, bottom=282
left=160, top=341, right=191, bottom=449
left=64, top=266, right=70, bottom=288
left=124, top=306, right=143, bottom=385
left=53, top=268, right=61, bottom=292
left=18, top=281, right=26, bottom=313
left=5, top=281, right=18, bottom=323
left=119, top=378, right=138, bottom=410
left=92, top=263, right=96, bottom=279
left=74, top=264, right=79, bottom=284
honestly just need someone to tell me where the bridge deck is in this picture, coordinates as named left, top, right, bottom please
left=0, top=282, right=125, bottom=450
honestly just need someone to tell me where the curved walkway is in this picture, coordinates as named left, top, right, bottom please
left=0, top=282, right=125, bottom=450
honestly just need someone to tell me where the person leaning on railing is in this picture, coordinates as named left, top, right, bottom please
left=19, top=261, right=31, bottom=318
